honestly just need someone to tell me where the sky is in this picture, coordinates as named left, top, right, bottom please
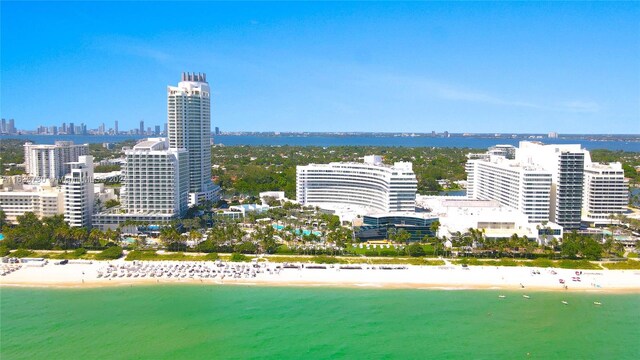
left=1, top=1, right=639, bottom=134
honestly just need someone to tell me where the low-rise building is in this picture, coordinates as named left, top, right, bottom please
left=0, top=178, right=64, bottom=223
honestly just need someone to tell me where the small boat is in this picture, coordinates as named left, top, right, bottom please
left=594, top=302, right=602, bottom=306
left=498, top=295, right=506, bottom=299
left=561, top=301, right=568, bottom=305
left=522, top=295, right=530, bottom=299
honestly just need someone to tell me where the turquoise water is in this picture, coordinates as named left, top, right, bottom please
left=272, top=224, right=321, bottom=236
left=0, top=233, right=4, bottom=241
left=1, top=286, right=638, bottom=359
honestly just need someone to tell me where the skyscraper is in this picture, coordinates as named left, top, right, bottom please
left=114, top=120, right=119, bottom=134
left=516, top=142, right=586, bottom=230
left=167, top=72, right=219, bottom=206
left=139, top=120, right=145, bottom=135
left=63, top=156, right=94, bottom=228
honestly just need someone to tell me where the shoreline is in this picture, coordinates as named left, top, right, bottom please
left=2, top=260, right=639, bottom=293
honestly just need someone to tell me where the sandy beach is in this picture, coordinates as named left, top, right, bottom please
left=2, top=259, right=639, bottom=292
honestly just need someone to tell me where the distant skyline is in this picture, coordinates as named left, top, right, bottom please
left=1, top=1, right=639, bottom=134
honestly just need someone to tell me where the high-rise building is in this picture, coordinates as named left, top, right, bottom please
left=114, top=120, right=119, bottom=134
left=63, top=156, right=94, bottom=228
left=215, top=127, right=220, bottom=135
left=24, top=141, right=90, bottom=179
left=296, top=155, right=418, bottom=213
left=155, top=125, right=161, bottom=135
left=69, top=122, right=75, bottom=135
left=93, top=138, right=189, bottom=230
left=139, top=120, right=145, bottom=135
left=61, top=123, right=67, bottom=134
left=582, top=161, right=628, bottom=225
left=516, top=142, right=586, bottom=230
left=466, top=154, right=552, bottom=223
left=7, top=119, right=16, bottom=134
left=1, top=118, right=6, bottom=133
left=167, top=72, right=219, bottom=206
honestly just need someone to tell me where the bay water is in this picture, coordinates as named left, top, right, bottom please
left=1, top=286, right=638, bottom=359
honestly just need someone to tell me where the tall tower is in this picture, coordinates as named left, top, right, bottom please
left=167, top=72, right=218, bottom=206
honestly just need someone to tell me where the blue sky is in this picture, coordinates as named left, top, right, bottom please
left=2, top=1, right=639, bottom=134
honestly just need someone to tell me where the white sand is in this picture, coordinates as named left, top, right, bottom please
left=2, top=259, right=639, bottom=292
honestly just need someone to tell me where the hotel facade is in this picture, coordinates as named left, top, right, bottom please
left=93, top=138, right=189, bottom=230
left=296, top=155, right=417, bottom=214
left=167, top=72, right=219, bottom=206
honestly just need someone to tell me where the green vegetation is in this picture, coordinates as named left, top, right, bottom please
left=450, top=257, right=604, bottom=269
left=105, top=199, right=120, bottom=209
left=601, top=260, right=640, bottom=270
left=95, top=246, right=123, bottom=260
left=125, top=251, right=219, bottom=261
left=556, top=259, right=602, bottom=270
left=1, top=212, right=118, bottom=250
left=94, top=164, right=121, bottom=172
left=230, top=253, right=250, bottom=262
left=0, top=139, right=28, bottom=175
left=10, top=249, right=35, bottom=258
left=212, top=145, right=475, bottom=197
left=0, top=245, right=10, bottom=257
left=312, top=256, right=343, bottom=264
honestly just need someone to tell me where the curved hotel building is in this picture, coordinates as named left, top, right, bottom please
left=296, top=155, right=417, bottom=214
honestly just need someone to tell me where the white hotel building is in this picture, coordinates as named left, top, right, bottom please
left=167, top=72, right=219, bottom=206
left=93, top=138, right=189, bottom=230
left=0, top=178, right=64, bottom=224
left=24, top=141, right=89, bottom=179
left=296, top=155, right=417, bottom=214
left=63, top=156, right=94, bottom=228
left=466, top=155, right=552, bottom=223
left=467, top=141, right=628, bottom=230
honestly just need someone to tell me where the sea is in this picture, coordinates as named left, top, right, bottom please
left=1, top=134, right=640, bottom=151
left=1, top=286, right=639, bottom=359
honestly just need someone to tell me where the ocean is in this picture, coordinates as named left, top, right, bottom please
left=2, top=134, right=639, bottom=151
left=1, top=286, right=638, bottom=359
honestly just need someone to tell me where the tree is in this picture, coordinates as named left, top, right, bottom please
left=406, top=243, right=426, bottom=257
left=0, top=210, right=6, bottom=229
left=396, top=229, right=411, bottom=245
left=105, top=199, right=120, bottom=209
left=430, top=221, right=440, bottom=237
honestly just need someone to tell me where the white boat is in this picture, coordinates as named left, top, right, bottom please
left=522, top=295, right=530, bottom=299
left=594, top=302, right=602, bottom=305
left=498, top=295, right=506, bottom=299
left=562, top=301, right=568, bottom=305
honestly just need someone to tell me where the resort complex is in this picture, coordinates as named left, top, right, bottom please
left=0, top=75, right=636, bottom=267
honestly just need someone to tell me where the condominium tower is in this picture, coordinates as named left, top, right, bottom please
left=465, top=155, right=552, bottom=223
left=582, top=160, right=628, bottom=224
left=296, top=155, right=418, bottom=213
left=167, top=72, right=219, bottom=206
left=63, top=156, right=94, bottom=228
left=516, top=142, right=586, bottom=230
left=24, top=141, right=89, bottom=179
